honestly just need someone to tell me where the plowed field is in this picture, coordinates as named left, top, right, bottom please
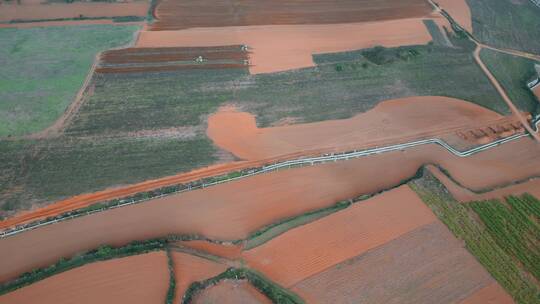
left=458, top=282, right=515, bottom=304
left=193, top=280, right=271, bottom=304
left=242, top=186, right=436, bottom=287
left=0, top=252, right=168, bottom=304
left=137, top=18, right=433, bottom=73
left=170, top=251, right=227, bottom=299
left=207, top=96, right=507, bottom=160
left=150, top=0, right=433, bottom=30
left=292, top=221, right=506, bottom=304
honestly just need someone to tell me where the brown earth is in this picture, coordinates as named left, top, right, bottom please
left=150, top=0, right=433, bottom=31
left=137, top=18, right=433, bottom=73
left=533, top=86, right=540, bottom=101
left=291, top=221, right=507, bottom=304
left=193, top=280, right=271, bottom=304
left=207, top=96, right=507, bottom=160
left=458, top=282, right=515, bottom=304
left=178, top=240, right=243, bottom=260
left=242, top=186, right=436, bottom=287
left=0, top=2, right=149, bottom=23
left=1, top=137, right=539, bottom=282
left=434, top=0, right=473, bottom=32
left=0, top=251, right=169, bottom=304
left=170, top=251, right=227, bottom=300
left=427, top=165, right=540, bottom=202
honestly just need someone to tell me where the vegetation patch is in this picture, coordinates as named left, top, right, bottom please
left=0, top=25, right=138, bottom=137
left=410, top=170, right=540, bottom=304
left=479, top=48, right=540, bottom=116
left=165, top=249, right=177, bottom=304
left=182, top=268, right=304, bottom=304
left=466, top=0, right=540, bottom=54
left=468, top=194, right=540, bottom=280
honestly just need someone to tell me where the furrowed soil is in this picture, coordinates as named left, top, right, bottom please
left=0, top=251, right=169, bottom=304
left=242, top=186, right=437, bottom=287
left=1, top=137, right=539, bottom=282
left=170, top=251, right=227, bottom=299
left=207, top=96, right=506, bottom=160
left=458, top=282, right=515, bottom=304
left=137, top=18, right=433, bottom=73
left=435, top=0, right=472, bottom=32
left=0, top=2, right=148, bottom=23
left=150, top=0, right=432, bottom=30
left=193, top=280, right=271, bottom=304
left=291, top=221, right=508, bottom=304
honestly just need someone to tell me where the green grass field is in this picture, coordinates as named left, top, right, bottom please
left=410, top=172, right=540, bottom=304
left=67, top=41, right=507, bottom=137
left=466, top=0, right=540, bottom=54
left=0, top=25, right=138, bottom=137
left=480, top=48, right=540, bottom=115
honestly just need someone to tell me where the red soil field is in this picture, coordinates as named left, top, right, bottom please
left=242, top=186, right=436, bottom=287
left=533, top=86, right=540, bottom=101
left=137, top=18, right=433, bottom=73
left=428, top=165, right=540, bottom=202
left=193, top=280, right=271, bottom=304
left=458, top=282, right=515, bottom=304
left=0, top=252, right=169, bottom=304
left=179, top=240, right=243, bottom=260
left=435, top=0, right=473, bottom=32
left=1, top=137, right=539, bottom=282
left=170, top=251, right=227, bottom=299
left=291, top=221, right=505, bottom=304
left=0, top=2, right=149, bottom=23
left=150, top=0, right=433, bottom=31
left=207, top=96, right=506, bottom=160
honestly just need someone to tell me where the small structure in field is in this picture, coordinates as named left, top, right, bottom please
left=527, top=64, right=540, bottom=100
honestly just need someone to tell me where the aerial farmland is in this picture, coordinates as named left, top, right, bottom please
left=0, top=0, right=539, bottom=303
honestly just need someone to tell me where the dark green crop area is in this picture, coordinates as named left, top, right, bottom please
left=466, top=0, right=540, bottom=54
left=67, top=41, right=506, bottom=136
left=468, top=194, right=540, bottom=281
left=0, top=25, right=138, bottom=137
left=410, top=172, right=540, bottom=304
left=480, top=48, right=540, bottom=116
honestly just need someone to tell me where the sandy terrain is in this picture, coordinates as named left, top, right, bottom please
left=428, top=165, right=540, bottom=202
left=292, top=221, right=505, bottom=304
left=242, top=186, right=436, bottom=287
left=0, top=2, right=148, bottom=23
left=0, top=252, right=168, bottom=304
left=207, top=96, right=505, bottom=160
left=137, top=18, right=433, bottom=73
left=193, top=280, right=271, bottom=304
left=179, top=240, right=243, bottom=259
left=458, top=282, right=515, bottom=304
left=1, top=137, right=539, bottom=282
left=434, top=0, right=472, bottom=32
left=151, top=0, right=432, bottom=30
left=170, top=251, right=227, bottom=299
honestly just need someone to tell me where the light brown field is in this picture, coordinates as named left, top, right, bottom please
left=242, top=186, right=436, bottom=287
left=435, top=0, right=473, bottom=32
left=170, top=251, right=227, bottom=299
left=0, top=2, right=149, bottom=23
left=0, top=251, right=168, bottom=304
left=207, top=96, right=504, bottom=160
left=533, top=86, right=540, bottom=101
left=193, top=280, right=271, bottom=304
left=291, top=221, right=508, bottom=304
left=137, top=18, right=433, bottom=73
left=458, top=282, right=515, bottom=304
